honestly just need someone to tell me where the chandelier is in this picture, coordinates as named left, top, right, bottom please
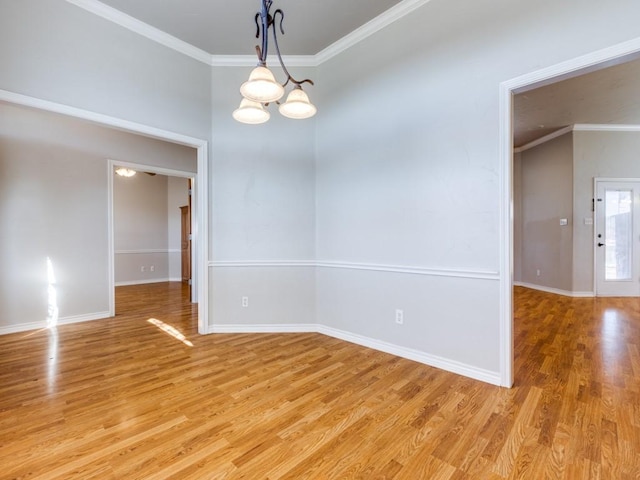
left=233, top=0, right=317, bottom=124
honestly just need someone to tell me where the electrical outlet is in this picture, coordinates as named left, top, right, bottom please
left=141, top=266, right=145, bottom=272
left=395, top=309, right=404, bottom=325
left=536, top=269, right=541, bottom=277
left=150, top=265, right=155, bottom=272
left=242, top=296, right=249, bottom=308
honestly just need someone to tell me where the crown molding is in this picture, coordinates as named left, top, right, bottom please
left=67, top=0, right=432, bottom=68
left=65, top=0, right=213, bottom=65
left=211, top=55, right=317, bottom=68
left=314, top=0, right=434, bottom=65
left=573, top=123, right=640, bottom=132
left=515, top=123, right=640, bottom=153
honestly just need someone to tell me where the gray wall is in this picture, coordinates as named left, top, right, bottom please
left=573, top=130, right=640, bottom=292
left=314, top=0, right=640, bottom=375
left=516, top=134, right=574, bottom=291
left=0, top=102, right=195, bottom=332
left=114, top=172, right=189, bottom=285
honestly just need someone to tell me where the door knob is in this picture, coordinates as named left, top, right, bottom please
left=597, top=242, right=605, bottom=247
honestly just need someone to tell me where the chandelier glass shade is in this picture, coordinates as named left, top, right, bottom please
left=234, top=0, right=316, bottom=124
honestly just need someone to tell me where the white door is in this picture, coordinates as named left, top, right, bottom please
left=595, top=180, right=640, bottom=296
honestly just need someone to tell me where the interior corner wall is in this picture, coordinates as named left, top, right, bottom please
left=114, top=173, right=170, bottom=285
left=513, top=152, right=523, bottom=283
left=573, top=130, right=640, bottom=293
left=314, top=0, right=640, bottom=380
left=517, top=133, right=574, bottom=292
left=208, top=66, right=317, bottom=327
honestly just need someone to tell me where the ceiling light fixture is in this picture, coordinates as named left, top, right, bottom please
left=233, top=0, right=316, bottom=124
left=115, top=167, right=136, bottom=177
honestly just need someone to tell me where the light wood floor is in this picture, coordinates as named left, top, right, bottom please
left=1, top=284, right=639, bottom=479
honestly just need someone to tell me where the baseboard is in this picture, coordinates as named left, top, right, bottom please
left=206, top=322, right=501, bottom=386
left=208, top=324, right=318, bottom=334
left=317, top=325, right=502, bottom=386
left=115, top=278, right=175, bottom=286
left=0, top=311, right=111, bottom=335
left=513, top=281, right=594, bottom=298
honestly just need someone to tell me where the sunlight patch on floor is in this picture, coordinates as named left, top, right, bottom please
left=147, top=318, right=194, bottom=347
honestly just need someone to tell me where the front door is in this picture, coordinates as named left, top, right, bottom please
left=595, top=180, right=640, bottom=296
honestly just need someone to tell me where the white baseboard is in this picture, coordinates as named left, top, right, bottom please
left=209, top=324, right=318, bottom=334
left=0, top=311, right=111, bottom=335
left=206, top=322, right=501, bottom=386
left=513, top=281, right=594, bottom=298
left=115, top=278, right=175, bottom=286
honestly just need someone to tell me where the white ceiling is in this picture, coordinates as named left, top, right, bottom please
left=97, top=0, right=404, bottom=56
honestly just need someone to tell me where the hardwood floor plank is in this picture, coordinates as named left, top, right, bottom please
left=2, top=284, right=640, bottom=478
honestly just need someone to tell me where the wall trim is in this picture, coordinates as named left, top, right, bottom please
left=574, top=123, right=640, bottom=132
left=115, top=249, right=181, bottom=255
left=65, top=0, right=212, bottom=65
left=209, top=324, right=318, bottom=334
left=314, top=0, right=434, bottom=65
left=115, top=278, right=179, bottom=287
left=209, top=260, right=499, bottom=280
left=513, top=282, right=594, bottom=298
left=514, top=125, right=573, bottom=153
left=66, top=0, right=432, bottom=68
left=0, top=311, right=111, bottom=336
left=205, top=322, right=500, bottom=386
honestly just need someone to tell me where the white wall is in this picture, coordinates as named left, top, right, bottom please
left=517, top=133, right=574, bottom=292
left=208, top=66, right=317, bottom=327
left=315, top=0, right=640, bottom=380
left=114, top=172, right=179, bottom=285
left=573, top=130, right=640, bottom=292
left=0, top=102, right=195, bottom=333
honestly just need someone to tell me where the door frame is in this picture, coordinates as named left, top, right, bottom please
left=499, top=38, right=640, bottom=387
left=108, top=160, right=197, bottom=302
left=0, top=88, right=209, bottom=335
left=593, top=177, right=640, bottom=296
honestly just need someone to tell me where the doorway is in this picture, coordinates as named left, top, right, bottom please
left=501, top=40, right=640, bottom=387
left=594, top=179, right=640, bottom=296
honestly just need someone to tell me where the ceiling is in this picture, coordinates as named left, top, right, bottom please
left=97, top=0, right=404, bottom=56
left=514, top=57, right=640, bottom=147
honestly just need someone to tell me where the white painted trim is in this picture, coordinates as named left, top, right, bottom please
left=574, top=124, right=640, bottom=132
left=500, top=36, right=640, bottom=389
left=513, top=282, right=594, bottom=298
left=316, top=261, right=499, bottom=280
left=210, top=260, right=316, bottom=268
left=0, top=89, right=209, bottom=336
left=319, top=325, right=501, bottom=386
left=66, top=0, right=433, bottom=68
left=205, top=322, right=500, bottom=385
left=209, top=324, right=317, bottom=334
left=514, top=126, right=573, bottom=153
left=0, top=311, right=111, bottom=335
left=212, top=55, right=316, bottom=68
left=314, top=0, right=434, bottom=65
left=0, top=90, right=205, bottom=148
left=209, top=260, right=499, bottom=281
left=115, top=249, right=181, bottom=255
left=115, top=278, right=178, bottom=287
left=65, top=0, right=212, bottom=65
